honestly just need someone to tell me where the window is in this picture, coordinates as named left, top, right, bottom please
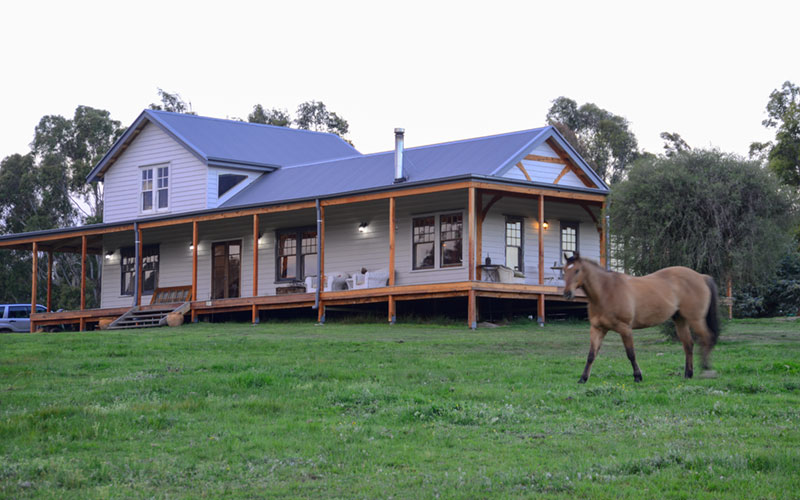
left=120, top=245, right=160, bottom=296
left=440, top=213, right=463, bottom=267
left=412, top=216, right=435, bottom=270
left=276, top=228, right=317, bottom=281
left=505, top=217, right=524, bottom=272
left=141, top=165, right=168, bottom=212
left=560, top=221, right=579, bottom=262
left=218, top=174, right=248, bottom=198
left=141, top=169, right=153, bottom=211
left=609, top=234, right=625, bottom=273
left=412, top=211, right=464, bottom=270
left=7, top=306, right=30, bottom=319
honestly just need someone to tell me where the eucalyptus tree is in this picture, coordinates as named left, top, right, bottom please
left=547, top=97, right=640, bottom=184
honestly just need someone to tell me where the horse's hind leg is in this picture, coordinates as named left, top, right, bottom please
left=579, top=325, right=607, bottom=383
left=688, top=317, right=715, bottom=375
left=617, top=325, right=643, bottom=382
left=674, top=315, right=694, bottom=378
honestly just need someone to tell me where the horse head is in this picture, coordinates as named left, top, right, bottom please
left=562, top=252, right=583, bottom=300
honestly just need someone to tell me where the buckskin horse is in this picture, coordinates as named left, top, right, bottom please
left=562, top=253, right=719, bottom=383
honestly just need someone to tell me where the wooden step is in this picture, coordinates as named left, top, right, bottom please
left=106, top=302, right=191, bottom=330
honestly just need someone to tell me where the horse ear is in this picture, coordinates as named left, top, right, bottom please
left=574, top=251, right=580, bottom=260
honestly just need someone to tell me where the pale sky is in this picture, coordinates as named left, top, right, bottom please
left=1, top=0, right=798, bottom=163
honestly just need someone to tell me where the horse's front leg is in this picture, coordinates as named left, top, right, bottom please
left=617, top=325, right=643, bottom=382
left=579, top=325, right=608, bottom=383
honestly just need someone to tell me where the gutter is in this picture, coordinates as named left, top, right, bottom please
left=0, top=175, right=608, bottom=245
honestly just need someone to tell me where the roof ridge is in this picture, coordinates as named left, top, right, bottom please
left=280, top=126, right=550, bottom=170
left=283, top=151, right=390, bottom=169
left=401, top=126, right=550, bottom=152
left=144, top=109, right=353, bottom=140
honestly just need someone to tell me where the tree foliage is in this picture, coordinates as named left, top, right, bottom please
left=750, top=81, right=800, bottom=188
left=247, top=104, right=291, bottom=127
left=149, top=88, right=195, bottom=114
left=660, top=132, right=691, bottom=157
left=608, top=149, right=797, bottom=288
left=546, top=97, right=640, bottom=184
left=294, top=100, right=349, bottom=137
left=31, top=106, right=124, bottom=222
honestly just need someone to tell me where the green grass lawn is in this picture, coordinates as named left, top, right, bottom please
left=1, top=317, right=799, bottom=499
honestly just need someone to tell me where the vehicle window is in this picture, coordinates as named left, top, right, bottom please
left=7, top=306, right=30, bottom=318
left=36, top=305, right=47, bottom=313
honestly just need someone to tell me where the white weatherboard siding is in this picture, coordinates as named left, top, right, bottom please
left=479, top=194, right=601, bottom=285
left=324, top=200, right=390, bottom=279
left=206, top=167, right=263, bottom=209
left=102, top=123, right=209, bottom=223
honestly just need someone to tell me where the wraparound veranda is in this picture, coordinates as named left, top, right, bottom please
left=1, top=182, right=605, bottom=331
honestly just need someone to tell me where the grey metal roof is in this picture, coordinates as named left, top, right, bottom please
left=87, top=110, right=360, bottom=182
left=224, top=126, right=608, bottom=208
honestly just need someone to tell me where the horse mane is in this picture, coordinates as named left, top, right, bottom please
left=568, top=256, right=611, bottom=275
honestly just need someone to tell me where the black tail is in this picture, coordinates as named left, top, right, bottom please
left=705, top=276, right=720, bottom=347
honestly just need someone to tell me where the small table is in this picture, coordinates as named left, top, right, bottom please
left=549, top=264, right=563, bottom=282
left=479, top=265, right=500, bottom=282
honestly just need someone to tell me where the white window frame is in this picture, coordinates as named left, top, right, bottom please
left=139, top=163, right=171, bottom=215
left=410, top=210, right=465, bottom=271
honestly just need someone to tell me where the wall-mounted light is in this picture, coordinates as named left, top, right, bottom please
left=105, top=251, right=114, bottom=260
left=358, top=222, right=369, bottom=233
left=189, top=244, right=195, bottom=251
left=542, top=220, right=549, bottom=230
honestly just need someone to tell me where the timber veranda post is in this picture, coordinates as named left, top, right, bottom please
left=388, top=197, right=396, bottom=324
left=317, top=204, right=326, bottom=324
left=46, top=249, right=53, bottom=313
left=30, top=241, right=38, bottom=333
left=537, top=194, right=545, bottom=326
left=191, top=221, right=198, bottom=323
left=468, top=187, right=477, bottom=329
left=252, top=214, right=259, bottom=325
left=80, top=235, right=87, bottom=332
left=136, top=226, right=143, bottom=308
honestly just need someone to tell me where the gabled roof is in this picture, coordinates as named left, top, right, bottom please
left=223, top=126, right=608, bottom=208
left=86, top=110, right=360, bottom=182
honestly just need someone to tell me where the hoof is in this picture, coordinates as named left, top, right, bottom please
left=700, top=370, right=718, bottom=379
left=684, top=371, right=694, bottom=379
left=578, top=377, right=587, bottom=384
left=634, top=374, right=642, bottom=383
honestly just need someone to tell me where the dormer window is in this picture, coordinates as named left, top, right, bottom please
left=218, top=173, right=248, bottom=198
left=141, top=164, right=169, bottom=212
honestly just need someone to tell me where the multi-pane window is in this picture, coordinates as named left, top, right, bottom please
left=120, top=245, right=160, bottom=296
left=141, top=165, right=169, bottom=212
left=412, top=216, right=435, bottom=270
left=505, top=217, right=524, bottom=272
left=276, top=228, right=317, bottom=281
left=560, top=221, right=579, bottom=262
left=412, top=212, right=464, bottom=270
left=141, top=169, right=153, bottom=211
left=156, top=166, right=169, bottom=209
left=609, top=234, right=625, bottom=273
left=440, top=213, right=463, bottom=267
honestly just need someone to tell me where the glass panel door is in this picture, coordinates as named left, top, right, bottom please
left=212, top=240, right=242, bottom=299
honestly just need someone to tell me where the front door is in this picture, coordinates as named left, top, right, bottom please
left=212, top=240, right=241, bottom=299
